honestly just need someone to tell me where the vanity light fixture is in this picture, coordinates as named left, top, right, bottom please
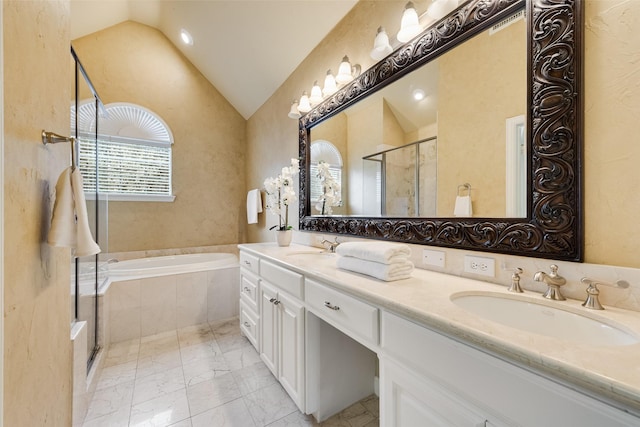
left=397, top=2, right=423, bottom=42
left=180, top=29, right=193, bottom=46
left=371, top=26, right=393, bottom=61
left=426, top=0, right=460, bottom=21
left=298, top=91, right=312, bottom=113
left=288, top=100, right=301, bottom=119
left=309, top=81, right=323, bottom=105
left=336, top=55, right=358, bottom=85
left=323, top=70, right=338, bottom=97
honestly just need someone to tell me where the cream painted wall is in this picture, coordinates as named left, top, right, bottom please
left=3, top=0, right=73, bottom=425
left=73, top=21, right=246, bottom=253
left=247, top=0, right=640, bottom=269
left=437, top=19, right=526, bottom=217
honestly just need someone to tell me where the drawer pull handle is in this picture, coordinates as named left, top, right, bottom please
left=269, top=297, right=276, bottom=303
left=244, top=260, right=252, bottom=266
left=243, top=286, right=251, bottom=293
left=324, top=301, right=340, bottom=311
left=274, top=300, right=281, bottom=305
left=243, top=321, right=251, bottom=328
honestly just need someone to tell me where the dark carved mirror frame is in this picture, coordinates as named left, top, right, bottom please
left=299, top=0, right=582, bottom=262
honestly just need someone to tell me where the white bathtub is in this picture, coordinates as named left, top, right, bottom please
left=107, top=252, right=238, bottom=279
left=106, top=252, right=240, bottom=343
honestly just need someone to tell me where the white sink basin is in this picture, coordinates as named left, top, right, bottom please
left=450, top=292, right=639, bottom=346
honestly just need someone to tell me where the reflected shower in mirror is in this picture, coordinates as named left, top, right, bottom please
left=309, top=9, right=526, bottom=218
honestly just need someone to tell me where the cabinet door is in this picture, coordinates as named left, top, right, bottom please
left=278, top=291, right=305, bottom=411
left=381, top=357, right=489, bottom=427
left=260, top=280, right=279, bottom=376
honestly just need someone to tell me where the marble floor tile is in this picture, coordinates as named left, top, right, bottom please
left=223, top=343, right=262, bottom=371
left=104, top=338, right=140, bottom=368
left=244, top=382, right=298, bottom=426
left=82, top=406, right=131, bottom=427
left=266, top=411, right=319, bottom=427
left=95, top=360, right=138, bottom=391
left=133, top=366, right=186, bottom=406
left=216, top=332, right=252, bottom=354
left=232, top=361, right=278, bottom=395
left=190, top=397, right=256, bottom=427
left=168, top=419, right=193, bottom=427
left=137, top=348, right=182, bottom=379
left=177, top=323, right=215, bottom=348
left=84, top=380, right=135, bottom=422
left=180, top=340, right=223, bottom=366
left=210, top=317, right=241, bottom=338
left=139, top=330, right=180, bottom=358
left=186, top=371, right=243, bottom=416
left=129, top=388, right=190, bottom=427
left=360, top=395, right=379, bottom=418
left=320, top=402, right=376, bottom=427
left=183, top=353, right=231, bottom=387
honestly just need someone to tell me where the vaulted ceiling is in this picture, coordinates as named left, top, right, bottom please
left=71, top=0, right=358, bottom=119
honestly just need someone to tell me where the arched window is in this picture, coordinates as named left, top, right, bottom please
left=310, top=140, right=343, bottom=207
left=72, top=101, right=174, bottom=201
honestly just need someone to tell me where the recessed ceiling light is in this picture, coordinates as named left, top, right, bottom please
left=413, top=88, right=426, bottom=101
left=180, top=29, right=193, bottom=46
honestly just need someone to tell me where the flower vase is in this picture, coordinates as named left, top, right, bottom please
left=276, top=229, right=293, bottom=247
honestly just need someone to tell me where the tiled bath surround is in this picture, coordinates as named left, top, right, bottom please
left=107, top=266, right=240, bottom=343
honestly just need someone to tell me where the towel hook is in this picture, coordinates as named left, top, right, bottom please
left=457, top=183, right=471, bottom=197
left=42, top=130, right=77, bottom=170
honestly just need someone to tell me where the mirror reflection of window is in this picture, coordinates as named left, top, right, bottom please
left=505, top=115, right=526, bottom=217
left=310, top=140, right=343, bottom=214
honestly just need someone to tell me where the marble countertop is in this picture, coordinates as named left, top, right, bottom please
left=239, top=243, right=640, bottom=415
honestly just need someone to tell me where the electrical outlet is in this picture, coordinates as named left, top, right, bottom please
left=464, top=255, right=495, bottom=277
left=422, top=249, right=445, bottom=267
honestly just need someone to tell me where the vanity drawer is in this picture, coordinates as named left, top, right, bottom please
left=260, top=260, right=304, bottom=299
left=239, top=251, right=260, bottom=274
left=305, top=278, right=379, bottom=346
left=240, top=269, right=260, bottom=312
left=240, top=299, right=259, bottom=350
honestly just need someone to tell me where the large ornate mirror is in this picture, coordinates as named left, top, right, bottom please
left=299, top=0, right=582, bottom=262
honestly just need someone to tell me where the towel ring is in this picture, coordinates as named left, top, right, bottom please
left=42, top=130, right=77, bottom=170
left=457, top=183, right=471, bottom=197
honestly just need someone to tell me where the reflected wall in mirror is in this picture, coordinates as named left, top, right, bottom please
left=299, top=0, right=583, bottom=261
left=309, top=12, right=526, bottom=218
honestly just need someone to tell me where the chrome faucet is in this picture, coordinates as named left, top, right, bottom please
left=580, top=277, right=630, bottom=310
left=321, top=237, right=340, bottom=253
left=534, top=264, right=566, bottom=300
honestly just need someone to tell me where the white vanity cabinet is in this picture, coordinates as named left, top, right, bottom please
left=258, top=261, right=305, bottom=412
left=239, top=266, right=260, bottom=350
left=380, top=311, right=639, bottom=427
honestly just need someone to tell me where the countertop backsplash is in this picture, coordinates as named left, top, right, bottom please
left=294, top=231, right=640, bottom=313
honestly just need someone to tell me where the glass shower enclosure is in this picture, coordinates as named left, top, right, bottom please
left=70, top=47, right=109, bottom=372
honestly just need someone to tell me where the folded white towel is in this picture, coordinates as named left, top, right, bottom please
left=71, top=168, right=101, bottom=257
left=48, top=168, right=76, bottom=248
left=247, top=189, right=263, bottom=224
left=48, top=167, right=101, bottom=257
left=337, top=256, right=414, bottom=282
left=454, top=195, right=472, bottom=217
left=335, top=241, right=411, bottom=264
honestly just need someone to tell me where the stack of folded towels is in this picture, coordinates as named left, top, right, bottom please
left=336, top=241, right=414, bottom=282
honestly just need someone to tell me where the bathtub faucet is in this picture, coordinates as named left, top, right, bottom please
left=106, top=258, right=119, bottom=264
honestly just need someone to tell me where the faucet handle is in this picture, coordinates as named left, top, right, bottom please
left=580, top=277, right=629, bottom=310
left=506, top=267, right=524, bottom=293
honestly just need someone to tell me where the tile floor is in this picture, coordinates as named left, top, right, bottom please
left=82, top=317, right=379, bottom=427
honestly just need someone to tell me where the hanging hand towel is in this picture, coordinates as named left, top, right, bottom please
left=454, top=195, right=472, bottom=217
left=48, top=167, right=77, bottom=248
left=70, top=168, right=101, bottom=257
left=247, top=189, right=263, bottom=224
left=335, top=241, right=411, bottom=264
left=337, top=256, right=414, bottom=282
